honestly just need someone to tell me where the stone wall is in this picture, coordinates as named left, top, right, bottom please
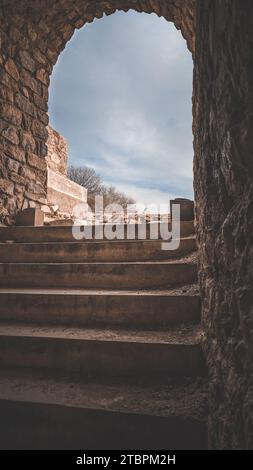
left=0, top=2, right=49, bottom=224
left=193, top=0, right=253, bottom=449
left=46, top=126, right=68, bottom=176
left=45, top=127, right=87, bottom=217
left=47, top=168, right=87, bottom=216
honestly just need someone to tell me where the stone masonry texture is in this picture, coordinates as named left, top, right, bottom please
left=193, top=0, right=253, bottom=450
left=46, top=126, right=68, bottom=176
left=0, top=0, right=252, bottom=449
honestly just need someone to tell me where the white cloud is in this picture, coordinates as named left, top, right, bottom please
left=113, top=182, right=177, bottom=207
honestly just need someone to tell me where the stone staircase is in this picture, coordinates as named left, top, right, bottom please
left=0, top=221, right=208, bottom=449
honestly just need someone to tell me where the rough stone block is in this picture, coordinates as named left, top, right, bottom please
left=21, top=131, right=36, bottom=152
left=27, top=152, right=47, bottom=172
left=36, top=68, right=49, bottom=85
left=1, top=140, right=26, bottom=162
left=0, top=178, right=14, bottom=196
left=19, top=50, right=35, bottom=73
left=1, top=126, right=19, bottom=145
left=170, top=198, right=194, bottom=221
left=32, top=119, right=48, bottom=140
left=20, top=69, right=41, bottom=96
left=0, top=101, right=22, bottom=126
left=15, top=207, right=44, bottom=226
left=0, top=85, right=14, bottom=104
left=15, top=92, right=36, bottom=117
left=7, top=158, right=20, bottom=173
left=4, top=58, right=19, bottom=81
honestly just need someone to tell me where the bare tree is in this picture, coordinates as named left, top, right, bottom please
left=101, top=185, right=135, bottom=209
left=68, top=165, right=135, bottom=209
left=67, top=165, right=102, bottom=196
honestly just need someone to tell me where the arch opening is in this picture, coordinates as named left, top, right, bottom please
left=0, top=0, right=195, bottom=224
left=47, top=10, right=193, bottom=223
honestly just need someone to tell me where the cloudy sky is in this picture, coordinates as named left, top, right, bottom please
left=49, top=11, right=193, bottom=207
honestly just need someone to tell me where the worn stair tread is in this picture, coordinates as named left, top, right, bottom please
left=0, top=284, right=199, bottom=296
left=0, top=259, right=196, bottom=265
left=0, top=230, right=197, bottom=266
left=0, top=261, right=198, bottom=290
left=0, top=238, right=196, bottom=262
left=0, top=322, right=202, bottom=345
left=0, top=263, right=198, bottom=292
left=0, top=367, right=207, bottom=421
left=0, top=236, right=196, bottom=246
left=0, top=286, right=200, bottom=329
left=0, top=221, right=195, bottom=243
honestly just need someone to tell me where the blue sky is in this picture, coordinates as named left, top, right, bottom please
left=49, top=11, right=193, bottom=206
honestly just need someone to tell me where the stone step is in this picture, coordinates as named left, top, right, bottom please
left=0, top=369, right=208, bottom=449
left=0, top=261, right=197, bottom=289
left=0, top=287, right=200, bottom=328
left=0, top=323, right=205, bottom=377
left=0, top=237, right=196, bottom=263
left=0, top=221, right=195, bottom=243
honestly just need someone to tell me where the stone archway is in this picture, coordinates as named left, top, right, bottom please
left=0, top=0, right=195, bottom=224
left=0, top=0, right=253, bottom=450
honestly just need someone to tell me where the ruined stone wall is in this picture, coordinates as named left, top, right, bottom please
left=0, top=0, right=195, bottom=224
left=0, top=6, right=48, bottom=223
left=46, top=126, right=68, bottom=176
left=193, top=0, right=253, bottom=449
